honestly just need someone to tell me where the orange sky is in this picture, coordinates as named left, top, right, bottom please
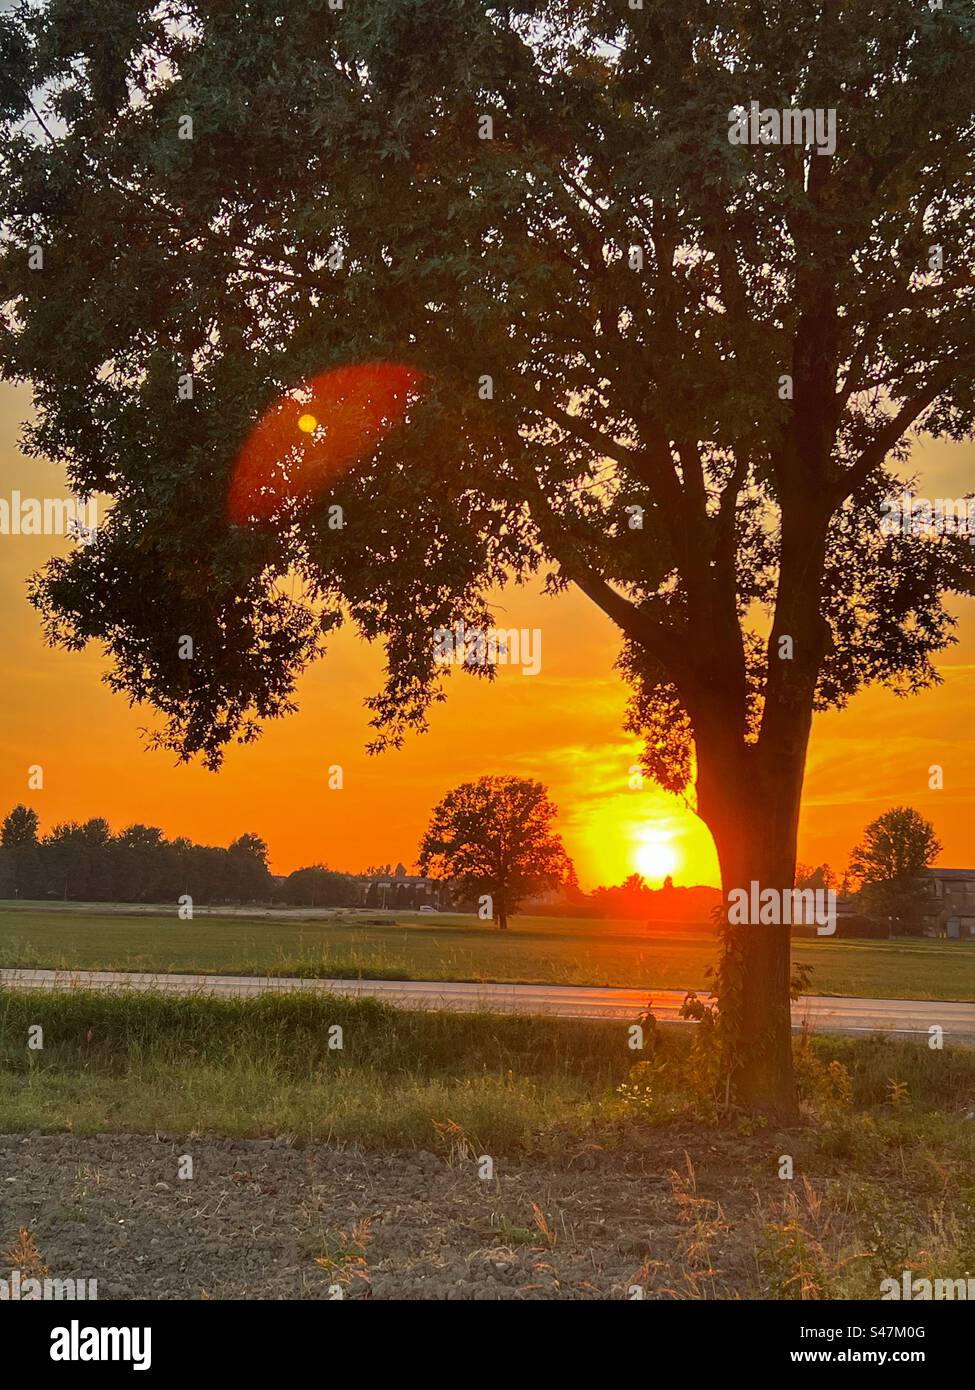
left=0, top=378, right=972, bottom=887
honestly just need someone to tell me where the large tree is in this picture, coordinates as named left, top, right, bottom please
left=418, top=776, right=569, bottom=929
left=1, top=0, right=974, bottom=1115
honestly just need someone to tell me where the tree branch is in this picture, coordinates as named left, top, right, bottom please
left=518, top=469, right=692, bottom=686
left=829, top=368, right=956, bottom=507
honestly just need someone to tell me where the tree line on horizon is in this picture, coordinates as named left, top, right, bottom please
left=0, top=801, right=489, bottom=909
left=0, top=804, right=277, bottom=905
left=0, top=792, right=945, bottom=932
left=0, top=796, right=567, bottom=912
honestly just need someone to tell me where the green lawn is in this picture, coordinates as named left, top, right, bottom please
left=0, top=901, right=973, bottom=1000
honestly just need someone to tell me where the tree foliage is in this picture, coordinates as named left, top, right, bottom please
left=0, top=0, right=971, bottom=770
left=849, top=805, right=941, bottom=926
left=280, top=863, right=361, bottom=907
left=1, top=804, right=40, bottom=847
left=0, top=805, right=275, bottom=902
left=418, top=775, right=569, bottom=927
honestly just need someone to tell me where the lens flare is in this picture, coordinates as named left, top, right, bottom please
left=229, top=361, right=425, bottom=524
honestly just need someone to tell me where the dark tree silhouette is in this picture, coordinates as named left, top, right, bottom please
left=1, top=804, right=42, bottom=898
left=850, top=806, right=942, bottom=930
left=276, top=863, right=358, bottom=907
left=1, top=805, right=39, bottom=847
left=0, top=805, right=276, bottom=905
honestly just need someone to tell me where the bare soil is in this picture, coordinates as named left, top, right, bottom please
left=0, top=1130, right=777, bottom=1300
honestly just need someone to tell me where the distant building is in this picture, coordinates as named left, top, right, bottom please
left=359, top=873, right=443, bottom=911
left=921, top=868, right=975, bottom=939
left=521, top=886, right=569, bottom=909
left=792, top=894, right=886, bottom=938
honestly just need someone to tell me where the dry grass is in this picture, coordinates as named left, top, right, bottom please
left=2, top=1228, right=49, bottom=1281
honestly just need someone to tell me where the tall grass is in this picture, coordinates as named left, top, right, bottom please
left=3, top=986, right=975, bottom=1150
left=0, top=988, right=633, bottom=1080
left=0, top=988, right=638, bottom=1146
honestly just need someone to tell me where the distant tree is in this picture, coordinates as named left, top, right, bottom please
left=228, top=833, right=270, bottom=868
left=1, top=805, right=39, bottom=847
left=78, top=817, right=111, bottom=848
left=590, top=872, right=652, bottom=919
left=41, top=821, right=90, bottom=900
left=115, top=824, right=164, bottom=850
left=110, top=824, right=166, bottom=900
left=43, top=821, right=81, bottom=843
left=418, top=776, right=568, bottom=930
left=0, top=807, right=284, bottom=904
left=281, top=864, right=358, bottom=908
left=227, top=833, right=273, bottom=900
left=795, top=863, right=836, bottom=891
left=563, top=861, right=587, bottom=906
left=1, top=805, right=44, bottom=898
left=227, top=849, right=255, bottom=897
left=849, top=807, right=941, bottom=931
left=0, top=848, right=15, bottom=898
left=589, top=873, right=721, bottom=922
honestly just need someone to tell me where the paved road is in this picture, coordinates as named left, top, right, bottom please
left=2, top=967, right=973, bottom=1041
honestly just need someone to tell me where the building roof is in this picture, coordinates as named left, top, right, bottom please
left=923, top=868, right=975, bottom=881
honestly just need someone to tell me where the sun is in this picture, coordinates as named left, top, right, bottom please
left=633, top=830, right=679, bottom=885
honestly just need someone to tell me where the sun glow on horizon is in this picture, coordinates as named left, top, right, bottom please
left=569, top=784, right=719, bottom=889
left=633, top=826, right=680, bottom=885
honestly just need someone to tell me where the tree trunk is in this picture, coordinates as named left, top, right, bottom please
left=692, top=496, right=828, bottom=1122
left=698, top=734, right=808, bottom=1123
left=713, top=809, right=799, bottom=1120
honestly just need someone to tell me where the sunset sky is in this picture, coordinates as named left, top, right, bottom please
left=0, top=377, right=972, bottom=889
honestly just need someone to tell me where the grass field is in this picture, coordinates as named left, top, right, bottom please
left=1, top=900, right=973, bottom=1000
